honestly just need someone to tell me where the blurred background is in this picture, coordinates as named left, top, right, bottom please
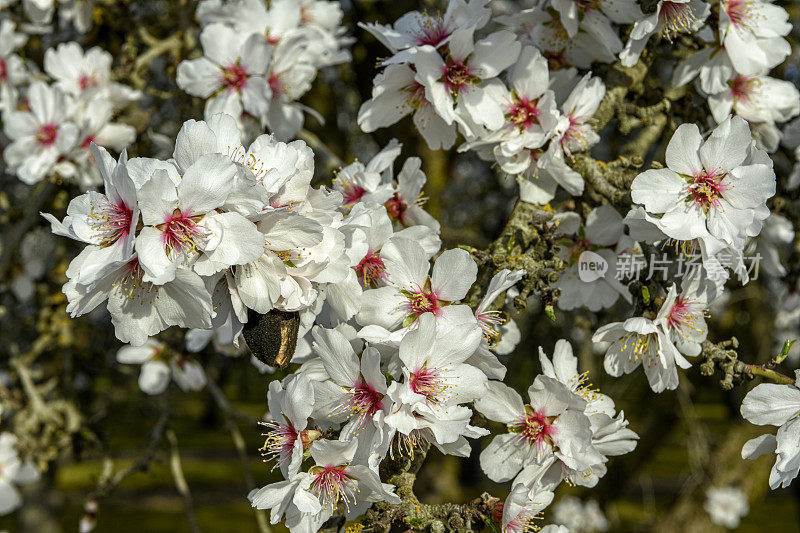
left=1, top=0, right=800, bottom=531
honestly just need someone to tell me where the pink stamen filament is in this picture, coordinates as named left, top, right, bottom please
left=730, top=75, right=758, bottom=102
left=561, top=114, right=592, bottom=155
left=414, top=15, right=451, bottom=47
left=659, top=1, right=698, bottom=39
left=222, top=63, right=248, bottom=92
left=309, top=465, right=357, bottom=511
left=355, top=251, right=387, bottom=289
left=402, top=287, right=442, bottom=321
left=158, top=209, right=206, bottom=254
left=442, top=60, right=479, bottom=95
left=506, top=95, right=541, bottom=132
left=259, top=419, right=298, bottom=469
left=409, top=365, right=447, bottom=403
left=725, top=0, right=748, bottom=27
left=687, top=169, right=727, bottom=210
left=79, top=73, right=99, bottom=91
left=36, top=123, right=58, bottom=147
left=508, top=408, right=556, bottom=454
left=89, top=196, right=133, bottom=247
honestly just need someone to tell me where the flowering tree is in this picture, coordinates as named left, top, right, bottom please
left=1, top=0, right=799, bottom=531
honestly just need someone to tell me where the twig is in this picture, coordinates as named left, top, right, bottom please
left=206, top=379, right=262, bottom=427
left=166, top=428, right=200, bottom=533
left=207, top=380, right=271, bottom=533
left=89, top=409, right=170, bottom=500
left=700, top=338, right=795, bottom=389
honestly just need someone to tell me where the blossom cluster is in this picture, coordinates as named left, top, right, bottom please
left=17, top=0, right=800, bottom=528
left=247, top=277, right=639, bottom=530
left=598, top=116, right=775, bottom=392
left=176, top=0, right=352, bottom=141
left=0, top=0, right=94, bottom=33
left=0, top=26, right=140, bottom=187
left=47, top=111, right=641, bottom=528
left=358, top=0, right=608, bottom=204
left=43, top=113, right=358, bottom=347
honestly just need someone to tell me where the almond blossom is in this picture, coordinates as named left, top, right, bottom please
left=704, top=486, right=749, bottom=528
left=43, top=41, right=141, bottom=104
left=64, top=255, right=213, bottom=346
left=176, top=23, right=272, bottom=119
left=0, top=433, right=40, bottom=516
left=593, top=312, right=691, bottom=393
left=42, top=144, right=138, bottom=285
left=309, top=327, right=391, bottom=445
left=116, top=339, right=207, bottom=395
left=741, top=370, right=800, bottom=489
left=261, top=374, right=320, bottom=478
left=249, top=438, right=400, bottom=532
left=707, top=74, right=800, bottom=129
left=3, top=81, right=78, bottom=184
left=0, top=19, right=27, bottom=108
left=356, top=238, right=477, bottom=333
left=718, top=0, right=791, bottom=77
left=134, top=153, right=264, bottom=284
left=620, top=0, right=710, bottom=67
left=475, top=375, right=602, bottom=483
left=414, top=27, right=521, bottom=135
left=500, top=485, right=555, bottom=533
left=358, top=63, right=459, bottom=150
left=631, top=116, right=776, bottom=253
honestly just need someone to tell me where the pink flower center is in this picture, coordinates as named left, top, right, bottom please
left=561, top=114, right=592, bottom=155
left=309, top=465, right=356, bottom=509
left=36, top=123, right=58, bottom=147
left=665, top=295, right=706, bottom=339
left=260, top=421, right=320, bottom=470
left=90, top=196, right=133, bottom=247
left=507, top=96, right=541, bottom=132
left=268, top=72, right=283, bottom=97
left=355, top=251, right=387, bottom=289
left=730, top=75, right=757, bottom=102
left=509, top=408, right=556, bottom=450
left=341, top=184, right=366, bottom=206
left=222, top=63, right=248, bottom=91
left=158, top=208, right=206, bottom=254
left=403, top=287, right=441, bottom=321
left=659, top=1, right=698, bottom=39
left=666, top=296, right=691, bottom=328
left=0, top=57, right=7, bottom=82
left=442, top=60, right=478, bottom=95
left=81, top=135, right=96, bottom=149
left=260, top=420, right=298, bottom=465
left=413, top=15, right=451, bottom=47
left=79, top=73, right=99, bottom=91
left=725, top=0, right=748, bottom=27
left=351, top=381, right=385, bottom=417
left=409, top=365, right=447, bottom=403
left=688, top=169, right=727, bottom=210
left=404, top=81, right=428, bottom=110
